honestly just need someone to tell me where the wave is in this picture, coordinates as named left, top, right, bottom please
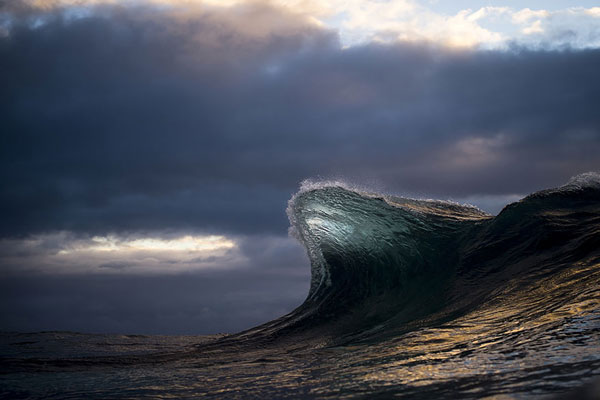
left=236, top=172, right=600, bottom=344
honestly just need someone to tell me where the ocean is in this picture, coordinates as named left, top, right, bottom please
left=1, top=173, right=600, bottom=399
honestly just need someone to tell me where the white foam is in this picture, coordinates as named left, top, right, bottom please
left=562, top=171, right=600, bottom=190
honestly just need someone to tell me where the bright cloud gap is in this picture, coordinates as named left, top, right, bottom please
left=59, top=235, right=236, bottom=254
left=5, top=0, right=600, bottom=49
left=0, top=233, right=241, bottom=274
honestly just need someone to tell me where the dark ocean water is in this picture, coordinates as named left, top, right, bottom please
left=2, top=173, right=600, bottom=399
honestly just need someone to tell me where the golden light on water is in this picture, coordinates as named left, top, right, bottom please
left=355, top=262, right=600, bottom=388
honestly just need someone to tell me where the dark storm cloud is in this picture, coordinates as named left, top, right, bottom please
left=1, top=2, right=600, bottom=238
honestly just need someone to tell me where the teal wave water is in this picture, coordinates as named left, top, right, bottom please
left=2, top=173, right=600, bottom=399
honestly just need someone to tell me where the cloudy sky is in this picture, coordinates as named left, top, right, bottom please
left=1, top=0, right=599, bottom=334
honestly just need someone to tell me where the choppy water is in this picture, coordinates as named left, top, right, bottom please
left=2, top=174, right=600, bottom=399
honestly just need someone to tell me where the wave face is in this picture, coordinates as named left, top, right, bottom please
left=271, top=174, right=600, bottom=342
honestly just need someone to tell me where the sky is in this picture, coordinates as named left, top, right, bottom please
left=1, top=0, right=599, bottom=335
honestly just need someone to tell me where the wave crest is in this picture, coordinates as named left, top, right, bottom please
left=251, top=173, right=600, bottom=344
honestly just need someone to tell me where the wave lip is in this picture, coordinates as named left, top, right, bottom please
left=563, top=171, right=600, bottom=190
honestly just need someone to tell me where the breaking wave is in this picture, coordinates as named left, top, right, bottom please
left=235, top=172, right=600, bottom=344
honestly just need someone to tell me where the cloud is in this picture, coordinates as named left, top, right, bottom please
left=508, top=7, right=600, bottom=49
left=512, top=8, right=550, bottom=24
left=1, top=2, right=599, bottom=240
left=5, top=0, right=600, bottom=49
left=0, top=231, right=310, bottom=275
